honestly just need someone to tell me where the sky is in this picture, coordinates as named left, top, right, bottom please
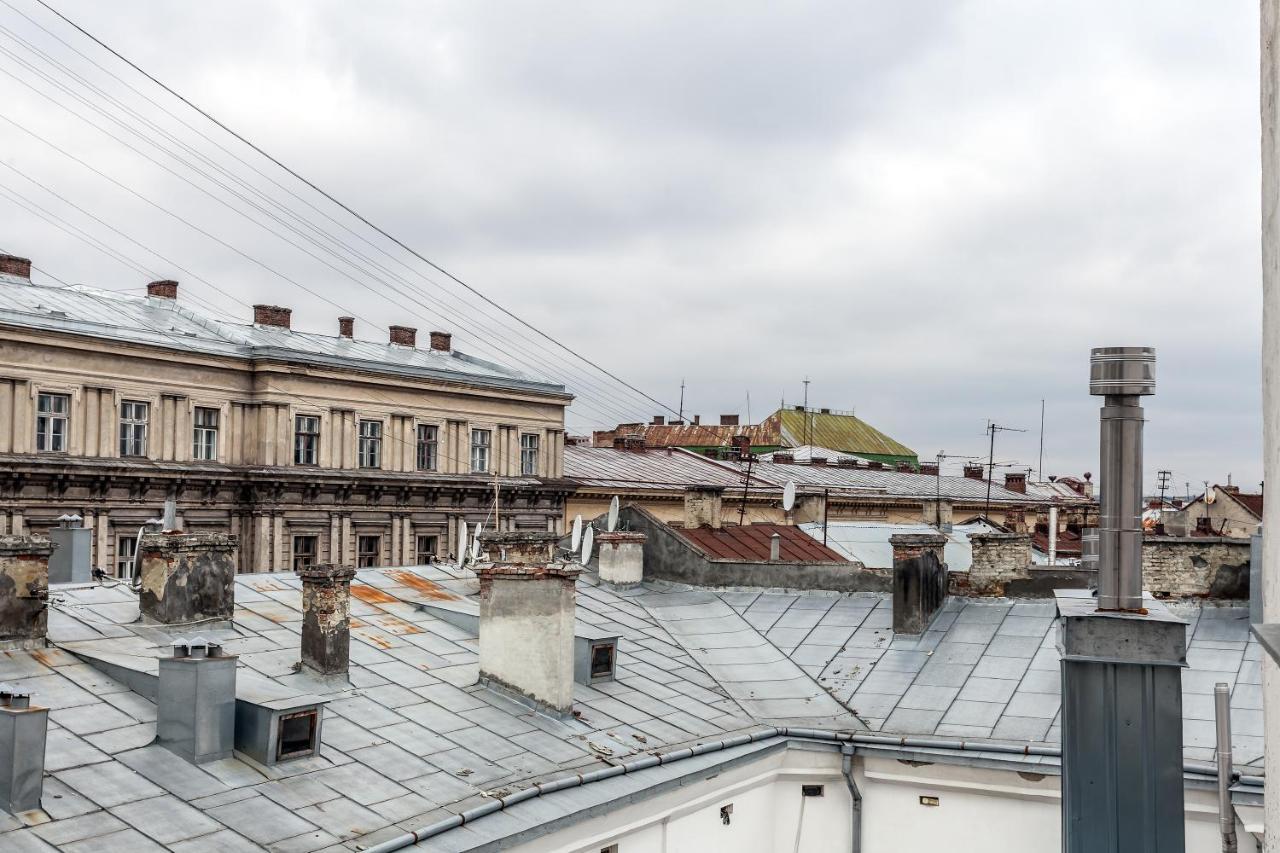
left=0, top=1, right=1263, bottom=495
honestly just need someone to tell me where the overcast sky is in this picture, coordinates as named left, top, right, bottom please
left=0, top=1, right=1262, bottom=494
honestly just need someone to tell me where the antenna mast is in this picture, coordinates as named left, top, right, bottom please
left=1038, top=399, right=1045, bottom=481
left=1156, top=469, right=1171, bottom=509
left=678, top=379, right=685, bottom=423
left=984, top=421, right=1027, bottom=518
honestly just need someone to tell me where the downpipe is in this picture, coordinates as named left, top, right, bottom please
left=841, top=743, right=863, bottom=853
left=1216, top=683, right=1238, bottom=853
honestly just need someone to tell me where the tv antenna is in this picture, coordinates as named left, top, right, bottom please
left=934, top=451, right=981, bottom=529
left=678, top=379, right=685, bottom=423
left=984, top=421, right=1027, bottom=518
left=1156, top=470, right=1171, bottom=509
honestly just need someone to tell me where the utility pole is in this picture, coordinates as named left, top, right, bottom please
left=1156, top=469, right=1171, bottom=509
left=738, top=452, right=755, bottom=526
left=984, top=421, right=1027, bottom=519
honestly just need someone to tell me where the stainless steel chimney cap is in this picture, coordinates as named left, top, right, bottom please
left=1089, top=346, right=1155, bottom=396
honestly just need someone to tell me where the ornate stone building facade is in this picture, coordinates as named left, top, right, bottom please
left=0, top=255, right=572, bottom=574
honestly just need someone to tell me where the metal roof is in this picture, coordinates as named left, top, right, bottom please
left=803, top=520, right=999, bottom=571
left=741, top=459, right=1051, bottom=505
left=673, top=523, right=847, bottom=563
left=0, top=274, right=569, bottom=397
left=563, top=445, right=755, bottom=491
left=775, top=408, right=915, bottom=460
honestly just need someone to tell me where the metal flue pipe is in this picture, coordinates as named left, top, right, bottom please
left=1089, top=346, right=1155, bottom=611
left=1215, top=682, right=1237, bottom=853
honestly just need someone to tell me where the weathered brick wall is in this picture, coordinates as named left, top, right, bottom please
left=967, top=532, right=1032, bottom=595
left=1142, top=537, right=1251, bottom=598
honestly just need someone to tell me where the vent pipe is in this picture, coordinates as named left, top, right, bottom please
left=158, top=638, right=237, bottom=764
left=0, top=683, right=47, bottom=814
left=1089, top=346, right=1155, bottom=610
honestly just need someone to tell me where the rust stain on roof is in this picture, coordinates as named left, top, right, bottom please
left=29, top=647, right=74, bottom=668
left=350, top=583, right=399, bottom=605
left=246, top=579, right=291, bottom=592
left=370, top=613, right=425, bottom=635
left=383, top=570, right=457, bottom=602
left=350, top=626, right=394, bottom=649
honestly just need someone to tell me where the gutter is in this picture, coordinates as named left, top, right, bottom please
left=362, top=728, right=1263, bottom=853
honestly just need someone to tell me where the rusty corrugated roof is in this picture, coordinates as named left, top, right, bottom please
left=673, top=523, right=847, bottom=562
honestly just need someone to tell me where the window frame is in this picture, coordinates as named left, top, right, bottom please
left=35, top=392, right=70, bottom=453
left=357, top=535, right=381, bottom=568
left=294, top=414, right=320, bottom=466
left=116, top=534, right=138, bottom=578
left=470, top=428, right=491, bottom=474
left=415, top=534, right=438, bottom=565
left=358, top=419, right=383, bottom=469
left=416, top=423, right=439, bottom=472
left=119, top=400, right=150, bottom=457
left=192, top=406, right=220, bottom=461
left=520, top=433, right=540, bottom=476
left=292, top=535, right=318, bottom=572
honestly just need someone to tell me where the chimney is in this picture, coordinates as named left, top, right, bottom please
left=138, top=533, right=238, bottom=625
left=147, top=279, right=178, bottom=299
left=338, top=316, right=354, bottom=338
left=920, top=462, right=939, bottom=476
left=49, top=515, right=90, bottom=584
left=0, top=255, right=31, bottom=280
left=836, top=457, right=858, bottom=468
left=612, top=434, right=645, bottom=452
left=820, top=407, right=831, bottom=414
left=684, top=486, right=724, bottom=529
left=720, top=414, right=740, bottom=426
left=429, top=330, right=452, bottom=352
left=773, top=452, right=795, bottom=464
left=158, top=638, right=237, bottom=764
left=731, top=434, right=751, bottom=460
left=475, top=532, right=579, bottom=715
left=298, top=564, right=357, bottom=677
left=810, top=456, right=828, bottom=466
left=1081, top=472, right=1095, bottom=498
left=1005, top=472, right=1027, bottom=494
left=652, top=415, right=665, bottom=425
left=0, top=684, right=49, bottom=814
left=596, top=531, right=646, bottom=586
left=963, top=463, right=985, bottom=480
left=1062, top=345, right=1186, bottom=852
left=692, top=415, right=701, bottom=425
left=896, top=462, right=914, bottom=473
left=769, top=533, right=781, bottom=561
left=253, top=304, right=291, bottom=329
left=0, top=536, right=53, bottom=648
left=868, top=461, right=885, bottom=470
left=389, top=325, right=417, bottom=347
left=889, top=533, right=948, bottom=634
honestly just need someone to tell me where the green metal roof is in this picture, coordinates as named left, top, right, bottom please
left=776, top=408, right=915, bottom=462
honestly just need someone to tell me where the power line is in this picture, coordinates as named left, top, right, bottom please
left=23, top=0, right=681, bottom=421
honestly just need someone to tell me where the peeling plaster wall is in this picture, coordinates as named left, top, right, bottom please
left=138, top=533, right=237, bottom=624
left=478, top=570, right=577, bottom=712
left=0, top=536, right=52, bottom=645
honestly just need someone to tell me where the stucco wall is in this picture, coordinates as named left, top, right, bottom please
left=1142, top=537, right=1251, bottom=599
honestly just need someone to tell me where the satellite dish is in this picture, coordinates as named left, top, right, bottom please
left=570, top=515, right=583, bottom=551
left=607, top=497, right=620, bottom=532
left=457, top=520, right=469, bottom=563
left=581, top=525, right=595, bottom=565
left=470, top=522, right=483, bottom=562
left=782, top=480, right=797, bottom=512
left=1206, top=488, right=1217, bottom=505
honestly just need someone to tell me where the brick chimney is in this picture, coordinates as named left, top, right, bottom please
left=920, top=462, right=939, bottom=476
left=773, top=452, right=795, bottom=463
left=147, top=280, right=178, bottom=299
left=652, top=415, right=665, bottom=425
left=692, top=415, right=701, bottom=425
left=139, top=533, right=238, bottom=625
left=963, top=463, right=985, bottom=480
left=298, top=564, right=356, bottom=678
left=1005, top=471, right=1027, bottom=494
left=338, top=316, right=354, bottom=338
left=429, top=331, right=452, bottom=352
left=810, top=456, right=828, bottom=466
left=720, top=414, right=739, bottom=426
left=731, top=434, right=751, bottom=460
left=253, top=305, right=291, bottom=329
left=0, top=255, right=31, bottom=280
left=475, top=531, right=579, bottom=715
left=683, top=486, right=724, bottom=529
left=889, top=533, right=948, bottom=634
left=896, top=462, right=914, bottom=473
left=389, top=325, right=417, bottom=347
left=0, top=536, right=53, bottom=648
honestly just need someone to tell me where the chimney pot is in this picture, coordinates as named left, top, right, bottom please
left=253, top=304, right=291, bottom=329
left=429, top=330, right=452, bottom=352
left=338, top=316, right=354, bottom=338
left=389, top=325, right=417, bottom=347
left=147, top=279, right=178, bottom=299
left=0, top=254, right=32, bottom=280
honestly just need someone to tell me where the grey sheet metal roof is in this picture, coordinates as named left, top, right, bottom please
left=563, top=445, right=759, bottom=491
left=0, top=275, right=569, bottom=397
left=802, top=520, right=999, bottom=571
left=12, top=561, right=1255, bottom=850
left=740, top=459, right=1050, bottom=505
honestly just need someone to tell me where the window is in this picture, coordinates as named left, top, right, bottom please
left=470, top=428, right=491, bottom=473
left=35, top=393, right=69, bottom=453
left=294, top=415, right=320, bottom=465
left=192, top=407, right=219, bottom=461
left=276, top=709, right=319, bottom=761
left=358, top=420, right=382, bottom=469
left=415, top=534, right=438, bottom=565
left=119, top=400, right=149, bottom=457
left=116, top=535, right=137, bottom=578
left=416, top=423, right=438, bottom=471
left=292, top=535, right=318, bottom=572
left=357, top=535, right=381, bottom=568
left=520, top=433, right=539, bottom=476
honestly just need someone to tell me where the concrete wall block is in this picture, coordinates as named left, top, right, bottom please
left=139, top=533, right=237, bottom=625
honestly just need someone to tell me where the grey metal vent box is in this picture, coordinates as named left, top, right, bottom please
left=233, top=684, right=327, bottom=767
left=574, top=626, right=619, bottom=685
